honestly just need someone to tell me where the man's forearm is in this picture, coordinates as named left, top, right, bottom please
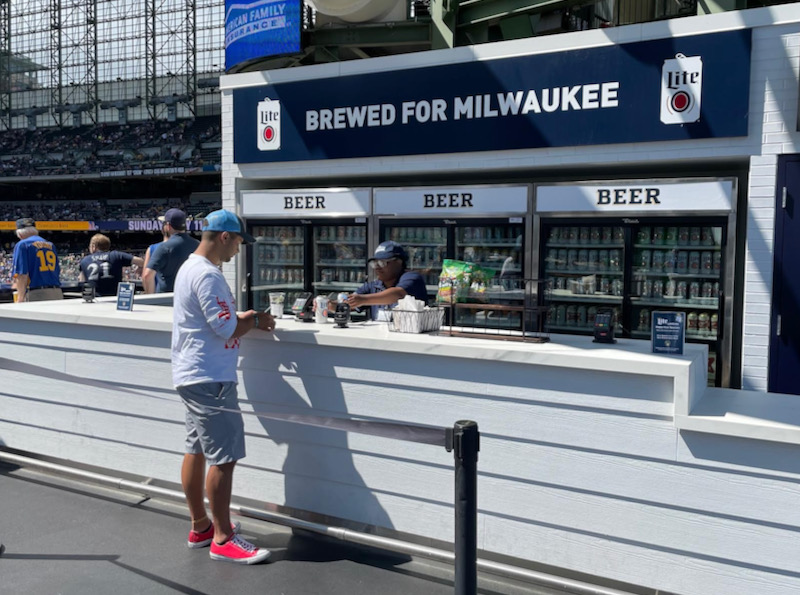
left=15, top=274, right=29, bottom=302
left=142, top=269, right=155, bottom=293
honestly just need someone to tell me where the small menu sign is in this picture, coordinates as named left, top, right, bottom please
left=652, top=311, right=685, bottom=355
left=116, top=282, right=135, bottom=311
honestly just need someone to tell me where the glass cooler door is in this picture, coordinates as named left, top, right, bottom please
left=251, top=224, right=305, bottom=313
left=313, top=222, right=368, bottom=295
left=382, top=223, right=448, bottom=297
left=542, top=224, right=626, bottom=333
left=453, top=221, right=525, bottom=329
left=629, top=222, right=725, bottom=385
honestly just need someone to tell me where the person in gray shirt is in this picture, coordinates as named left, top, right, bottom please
left=144, top=208, right=199, bottom=293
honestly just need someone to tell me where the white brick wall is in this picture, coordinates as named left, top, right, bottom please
left=220, top=9, right=800, bottom=391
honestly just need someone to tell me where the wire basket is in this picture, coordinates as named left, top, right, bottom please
left=390, top=308, right=445, bottom=333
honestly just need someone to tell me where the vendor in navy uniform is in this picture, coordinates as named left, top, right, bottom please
left=344, top=241, right=429, bottom=320
left=79, top=233, right=144, bottom=297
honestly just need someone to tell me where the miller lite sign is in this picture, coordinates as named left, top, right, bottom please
left=660, top=53, right=703, bottom=125
left=257, top=97, right=281, bottom=151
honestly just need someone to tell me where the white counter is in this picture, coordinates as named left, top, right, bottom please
left=2, top=299, right=800, bottom=595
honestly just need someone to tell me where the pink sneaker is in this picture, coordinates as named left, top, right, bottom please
left=187, top=520, right=241, bottom=549
left=209, top=534, right=271, bottom=565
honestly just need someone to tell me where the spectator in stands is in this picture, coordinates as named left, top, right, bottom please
left=12, top=217, right=63, bottom=302
left=78, top=233, right=144, bottom=297
left=143, top=208, right=198, bottom=293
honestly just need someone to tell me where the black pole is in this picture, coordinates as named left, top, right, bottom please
left=452, top=420, right=479, bottom=595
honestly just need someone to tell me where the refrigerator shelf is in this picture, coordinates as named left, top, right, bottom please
left=633, top=243, right=721, bottom=251
left=549, top=291, right=623, bottom=303
left=545, top=269, right=623, bottom=276
left=460, top=241, right=520, bottom=248
left=630, top=330, right=718, bottom=341
left=252, top=284, right=305, bottom=291
left=630, top=298, right=719, bottom=309
left=315, top=240, right=366, bottom=246
left=256, top=239, right=304, bottom=245
left=316, top=261, right=366, bottom=267
left=259, top=261, right=304, bottom=266
left=548, top=324, right=594, bottom=332
left=632, top=270, right=720, bottom=279
left=546, top=242, right=624, bottom=248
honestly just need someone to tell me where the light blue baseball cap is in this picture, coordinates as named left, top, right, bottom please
left=201, top=209, right=255, bottom=244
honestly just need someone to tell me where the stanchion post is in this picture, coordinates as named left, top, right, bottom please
left=452, top=420, right=479, bottom=595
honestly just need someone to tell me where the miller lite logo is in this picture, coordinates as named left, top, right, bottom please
left=257, top=97, right=281, bottom=151
left=660, top=53, right=703, bottom=125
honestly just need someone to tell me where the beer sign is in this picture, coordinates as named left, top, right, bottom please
left=661, top=53, right=703, bottom=125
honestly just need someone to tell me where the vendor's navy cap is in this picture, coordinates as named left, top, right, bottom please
left=15, top=217, right=35, bottom=229
left=202, top=209, right=255, bottom=244
left=159, top=208, right=187, bottom=230
left=369, top=240, right=407, bottom=262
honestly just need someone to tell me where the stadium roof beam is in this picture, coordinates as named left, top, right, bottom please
left=0, top=0, right=9, bottom=130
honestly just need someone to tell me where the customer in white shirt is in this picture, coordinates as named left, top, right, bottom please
left=172, top=209, right=275, bottom=565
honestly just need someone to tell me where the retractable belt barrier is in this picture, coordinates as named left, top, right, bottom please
left=0, top=357, right=480, bottom=595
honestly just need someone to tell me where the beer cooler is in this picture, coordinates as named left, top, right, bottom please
left=373, top=184, right=531, bottom=329
left=534, top=179, right=738, bottom=387
left=241, top=188, right=372, bottom=313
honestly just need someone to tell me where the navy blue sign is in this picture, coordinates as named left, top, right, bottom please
left=233, top=29, right=751, bottom=163
left=116, top=282, right=135, bottom=311
left=95, top=220, right=205, bottom=232
left=225, top=0, right=301, bottom=71
left=652, top=311, right=685, bottom=355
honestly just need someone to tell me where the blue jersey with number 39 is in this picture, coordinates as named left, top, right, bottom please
left=12, top=235, right=61, bottom=289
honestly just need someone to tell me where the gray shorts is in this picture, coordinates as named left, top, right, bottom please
left=177, top=381, right=246, bottom=466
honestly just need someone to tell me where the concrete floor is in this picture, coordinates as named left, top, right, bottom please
left=0, top=461, right=552, bottom=595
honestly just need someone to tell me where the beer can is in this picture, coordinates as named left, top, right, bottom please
left=566, top=305, right=577, bottom=326
left=547, top=249, right=559, bottom=269
left=701, top=227, right=715, bottom=246
left=609, top=250, right=621, bottom=271
left=701, top=251, right=713, bottom=272
left=558, top=249, right=568, bottom=270
left=599, top=277, right=610, bottom=294
left=568, top=227, right=579, bottom=244
left=651, top=250, right=664, bottom=271
left=652, top=280, right=663, bottom=299
left=578, top=250, right=589, bottom=270
left=678, top=227, right=689, bottom=245
left=319, top=226, right=328, bottom=240
left=579, top=227, right=590, bottom=244
left=702, top=282, right=713, bottom=299
left=637, top=227, right=651, bottom=245
left=598, top=250, right=609, bottom=271
left=676, top=251, right=689, bottom=274
left=567, top=249, right=578, bottom=270
left=687, top=312, right=699, bottom=332
left=665, top=279, right=677, bottom=297
left=640, top=249, right=652, bottom=269
left=639, top=308, right=651, bottom=331
left=577, top=305, right=588, bottom=327
left=556, top=305, right=566, bottom=326
left=665, top=227, right=678, bottom=245
left=710, top=313, right=719, bottom=334
left=587, top=306, right=598, bottom=325
left=652, top=227, right=665, bottom=245
left=689, top=281, right=700, bottom=301
left=590, top=227, right=601, bottom=243
left=588, top=251, right=599, bottom=271
left=641, top=279, right=653, bottom=298
left=601, top=227, right=613, bottom=244
left=612, top=278, right=623, bottom=297
left=698, top=313, right=710, bottom=335
left=688, top=251, right=701, bottom=273
left=713, top=252, right=722, bottom=272
left=677, top=281, right=688, bottom=301
left=689, top=227, right=701, bottom=246
left=664, top=250, right=676, bottom=273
